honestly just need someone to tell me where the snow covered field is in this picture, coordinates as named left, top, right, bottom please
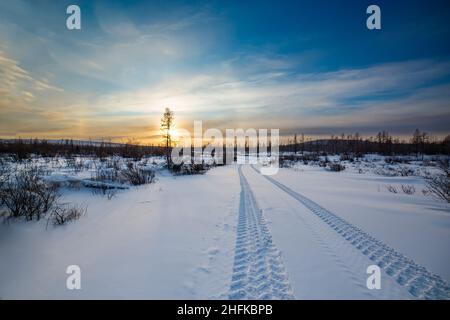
left=0, top=156, right=449, bottom=299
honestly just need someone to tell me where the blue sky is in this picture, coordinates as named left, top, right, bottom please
left=0, top=0, right=449, bottom=142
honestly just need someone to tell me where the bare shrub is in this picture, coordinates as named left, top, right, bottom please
left=374, top=168, right=397, bottom=177
left=426, top=160, right=450, bottom=203
left=106, top=189, right=117, bottom=200
left=386, top=185, right=398, bottom=193
left=279, top=154, right=303, bottom=168
left=93, top=166, right=120, bottom=183
left=301, top=153, right=319, bottom=165
left=279, top=157, right=294, bottom=168
left=191, top=163, right=208, bottom=175
left=0, top=168, right=8, bottom=206
left=50, top=204, right=87, bottom=226
left=340, top=153, right=355, bottom=162
left=319, top=157, right=328, bottom=168
left=385, top=157, right=409, bottom=164
left=398, top=166, right=415, bottom=177
left=2, top=168, right=59, bottom=220
left=327, top=163, right=345, bottom=172
left=66, top=157, right=84, bottom=174
left=171, top=162, right=208, bottom=175
left=91, top=185, right=117, bottom=199
left=67, top=179, right=83, bottom=190
left=120, top=162, right=155, bottom=185
left=401, top=184, right=416, bottom=195
left=66, top=157, right=76, bottom=171
left=109, top=158, right=121, bottom=171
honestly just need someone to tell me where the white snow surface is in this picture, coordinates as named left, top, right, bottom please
left=1, top=159, right=449, bottom=299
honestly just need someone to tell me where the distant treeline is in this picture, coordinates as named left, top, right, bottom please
left=1, top=129, right=449, bottom=161
left=0, top=139, right=165, bottom=160
left=279, top=130, right=450, bottom=156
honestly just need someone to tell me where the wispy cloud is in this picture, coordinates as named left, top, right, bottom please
left=86, top=58, right=450, bottom=134
left=0, top=51, right=61, bottom=107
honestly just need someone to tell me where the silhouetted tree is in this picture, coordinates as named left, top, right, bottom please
left=161, top=108, right=174, bottom=168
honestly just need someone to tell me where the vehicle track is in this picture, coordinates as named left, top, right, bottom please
left=228, top=166, right=295, bottom=299
left=251, top=165, right=450, bottom=300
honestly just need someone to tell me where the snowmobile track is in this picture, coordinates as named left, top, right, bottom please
left=228, top=166, right=295, bottom=300
left=252, top=165, right=450, bottom=300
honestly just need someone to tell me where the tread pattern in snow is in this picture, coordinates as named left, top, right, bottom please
left=228, top=166, right=295, bottom=300
left=253, top=165, right=450, bottom=300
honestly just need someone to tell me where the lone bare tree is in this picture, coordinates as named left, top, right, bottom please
left=161, top=108, right=174, bottom=168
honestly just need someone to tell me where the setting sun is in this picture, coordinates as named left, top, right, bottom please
left=169, top=129, right=179, bottom=139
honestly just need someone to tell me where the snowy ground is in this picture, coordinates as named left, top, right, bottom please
left=0, top=157, right=449, bottom=299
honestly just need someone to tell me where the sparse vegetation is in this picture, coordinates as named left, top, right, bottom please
left=0, top=168, right=60, bottom=221
left=398, top=166, right=415, bottom=177
left=91, top=185, right=118, bottom=199
left=401, top=185, right=416, bottom=195
left=120, top=162, right=156, bottom=185
left=386, top=185, right=398, bottom=194
left=279, top=153, right=320, bottom=167
left=49, top=203, right=87, bottom=226
left=386, top=184, right=416, bottom=195
left=327, top=163, right=345, bottom=172
left=426, top=160, right=450, bottom=203
left=171, top=162, right=209, bottom=175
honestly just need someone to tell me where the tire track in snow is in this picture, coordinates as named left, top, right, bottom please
left=252, top=165, right=450, bottom=300
left=228, top=166, right=295, bottom=300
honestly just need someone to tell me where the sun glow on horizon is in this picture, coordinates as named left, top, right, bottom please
left=168, top=129, right=179, bottom=139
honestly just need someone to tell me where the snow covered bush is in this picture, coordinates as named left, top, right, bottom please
left=426, top=160, right=450, bottom=203
left=340, top=153, right=355, bottom=162
left=279, top=156, right=297, bottom=168
left=170, top=162, right=209, bottom=175
left=385, top=157, right=410, bottom=164
left=279, top=158, right=294, bottom=168
left=327, top=163, right=345, bottom=172
left=66, top=156, right=84, bottom=173
left=374, top=165, right=419, bottom=177
left=319, top=157, right=329, bottom=168
left=398, top=166, right=415, bottom=177
left=94, top=167, right=120, bottom=183
left=301, top=153, right=320, bottom=165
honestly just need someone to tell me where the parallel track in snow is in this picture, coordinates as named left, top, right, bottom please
left=228, top=166, right=295, bottom=300
left=251, top=165, right=450, bottom=300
